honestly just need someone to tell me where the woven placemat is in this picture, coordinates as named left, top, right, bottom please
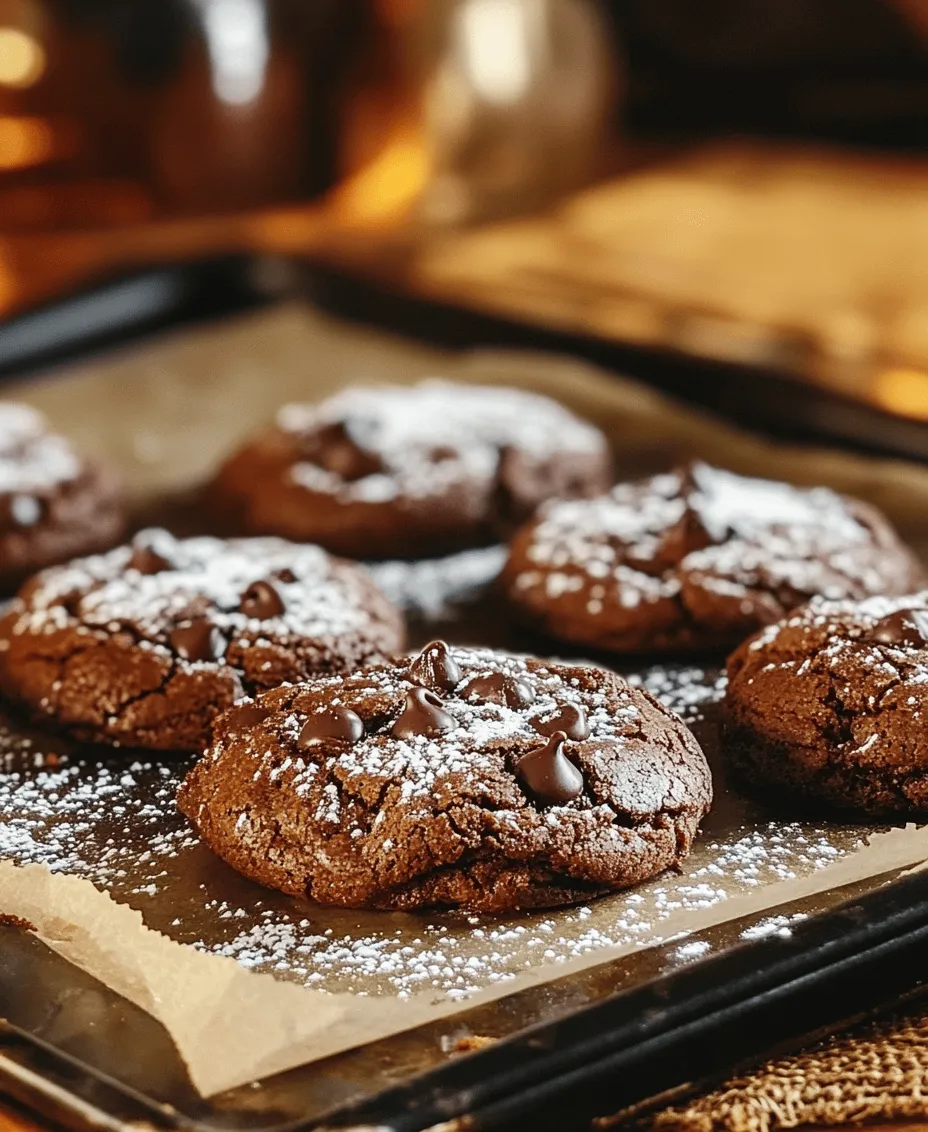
left=638, top=1010, right=928, bottom=1132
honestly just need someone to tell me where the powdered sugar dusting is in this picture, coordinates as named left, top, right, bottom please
left=743, top=590, right=928, bottom=713
left=0, top=402, right=81, bottom=495
left=263, top=649, right=633, bottom=810
left=281, top=380, right=607, bottom=503
left=688, top=464, right=863, bottom=545
left=511, top=462, right=919, bottom=632
left=5, top=530, right=399, bottom=663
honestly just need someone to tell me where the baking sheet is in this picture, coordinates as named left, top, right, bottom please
left=3, top=302, right=928, bottom=1111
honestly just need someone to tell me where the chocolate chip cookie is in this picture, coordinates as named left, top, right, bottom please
left=725, top=594, right=928, bottom=816
left=0, top=403, right=123, bottom=590
left=0, top=530, right=404, bottom=752
left=502, top=462, right=924, bottom=655
left=178, top=641, right=712, bottom=911
left=210, top=381, right=612, bottom=559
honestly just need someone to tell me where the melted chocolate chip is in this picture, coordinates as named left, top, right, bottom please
left=226, top=703, right=271, bottom=733
left=462, top=671, right=535, bottom=709
left=869, top=608, right=928, bottom=649
left=392, top=687, right=454, bottom=739
left=240, top=580, right=285, bottom=620
left=532, top=702, right=589, bottom=741
left=299, top=706, right=364, bottom=748
left=309, top=420, right=384, bottom=481
left=169, top=619, right=225, bottom=662
left=429, top=444, right=458, bottom=462
left=409, top=640, right=461, bottom=693
left=127, top=541, right=172, bottom=575
left=517, top=731, right=584, bottom=805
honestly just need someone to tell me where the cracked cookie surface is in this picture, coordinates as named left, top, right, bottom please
left=210, top=380, right=612, bottom=559
left=0, top=403, right=123, bottom=590
left=178, top=641, right=712, bottom=911
left=502, top=462, right=924, bottom=654
left=724, top=593, right=928, bottom=815
left=0, top=530, right=404, bottom=752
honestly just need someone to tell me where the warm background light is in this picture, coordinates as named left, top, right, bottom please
left=871, top=367, right=928, bottom=421
left=0, top=26, right=45, bottom=89
left=0, top=245, right=14, bottom=309
left=330, top=126, right=429, bottom=227
left=0, top=115, right=54, bottom=169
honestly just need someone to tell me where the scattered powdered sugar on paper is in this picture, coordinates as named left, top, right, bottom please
left=626, top=665, right=728, bottom=724
left=739, top=912, right=808, bottom=941
left=366, top=546, right=506, bottom=621
left=0, top=665, right=877, bottom=1000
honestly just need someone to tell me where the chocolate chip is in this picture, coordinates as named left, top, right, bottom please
left=429, top=445, right=458, bottom=462
left=274, top=568, right=297, bottom=584
left=462, top=672, right=535, bottom=709
left=532, top=702, right=589, bottom=741
left=299, top=706, right=364, bottom=748
left=127, top=541, right=172, bottom=576
left=169, top=619, right=225, bottom=662
left=868, top=608, right=928, bottom=649
left=409, top=640, right=461, bottom=693
left=310, top=420, right=384, bottom=481
left=226, top=703, right=271, bottom=733
left=392, top=687, right=454, bottom=739
left=240, top=580, right=285, bottom=620
left=517, top=731, right=584, bottom=805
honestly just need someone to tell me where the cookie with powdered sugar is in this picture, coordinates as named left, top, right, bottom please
left=0, top=530, right=404, bottom=752
left=0, top=403, right=123, bottom=589
left=178, top=640, right=711, bottom=911
left=725, top=594, right=928, bottom=815
left=210, top=380, right=611, bottom=559
left=502, top=462, right=924, bottom=654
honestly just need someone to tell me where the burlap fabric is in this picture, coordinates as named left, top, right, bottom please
left=641, top=1011, right=928, bottom=1132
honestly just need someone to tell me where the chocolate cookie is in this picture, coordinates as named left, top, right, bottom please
left=502, top=462, right=924, bottom=654
left=178, top=641, right=712, bottom=911
left=210, top=381, right=612, bottom=559
left=0, top=403, right=123, bottom=590
left=724, top=593, right=928, bottom=816
left=0, top=530, right=404, bottom=752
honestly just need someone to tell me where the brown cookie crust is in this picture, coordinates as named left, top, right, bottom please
left=210, top=381, right=612, bottom=559
left=724, top=593, right=928, bottom=815
left=0, top=530, right=405, bottom=752
left=502, top=463, right=924, bottom=654
left=0, top=404, right=123, bottom=590
left=178, top=644, right=712, bottom=912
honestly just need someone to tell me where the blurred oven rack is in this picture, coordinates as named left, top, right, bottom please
left=3, top=255, right=928, bottom=463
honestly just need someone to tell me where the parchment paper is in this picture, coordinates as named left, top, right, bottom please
left=3, top=303, right=928, bottom=1099
left=5, top=825, right=928, bottom=1099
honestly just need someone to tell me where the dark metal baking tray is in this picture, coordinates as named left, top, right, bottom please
left=0, top=266, right=927, bottom=1132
